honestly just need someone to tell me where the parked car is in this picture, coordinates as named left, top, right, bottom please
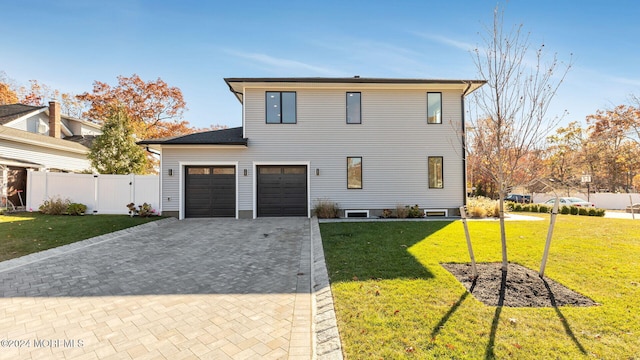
left=544, top=197, right=595, bottom=207
left=504, top=194, right=531, bottom=203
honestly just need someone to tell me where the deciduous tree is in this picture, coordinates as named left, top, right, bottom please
left=77, top=74, right=192, bottom=139
left=0, top=82, right=18, bottom=105
left=545, top=121, right=584, bottom=194
left=469, top=5, right=571, bottom=270
left=88, top=106, right=147, bottom=174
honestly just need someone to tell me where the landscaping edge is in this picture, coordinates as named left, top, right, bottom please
left=311, top=216, right=344, bottom=360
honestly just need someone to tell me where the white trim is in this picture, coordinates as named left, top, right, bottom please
left=253, top=161, right=311, bottom=219
left=178, top=161, right=239, bottom=220
left=242, top=84, right=246, bottom=139
left=424, top=209, right=448, bottom=217
left=3, top=108, right=47, bottom=128
left=345, top=210, right=370, bottom=218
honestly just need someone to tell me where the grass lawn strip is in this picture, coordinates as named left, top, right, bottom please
left=0, top=212, right=164, bottom=262
left=320, top=216, right=640, bottom=359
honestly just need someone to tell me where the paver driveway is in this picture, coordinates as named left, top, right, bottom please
left=0, top=217, right=313, bottom=359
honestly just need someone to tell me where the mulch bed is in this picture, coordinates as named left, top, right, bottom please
left=442, top=262, right=598, bottom=307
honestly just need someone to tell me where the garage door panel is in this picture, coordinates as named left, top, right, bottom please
left=185, top=166, right=236, bottom=218
left=257, top=166, right=307, bottom=217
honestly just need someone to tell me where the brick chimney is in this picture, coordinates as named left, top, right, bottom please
left=48, top=101, right=61, bottom=138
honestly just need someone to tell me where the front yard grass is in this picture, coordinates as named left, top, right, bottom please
left=1, top=212, right=163, bottom=262
left=320, top=215, right=640, bottom=359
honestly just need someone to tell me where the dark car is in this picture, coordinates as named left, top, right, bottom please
left=504, top=194, right=531, bottom=203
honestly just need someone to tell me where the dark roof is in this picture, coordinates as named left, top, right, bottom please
left=224, top=77, right=486, bottom=85
left=64, top=135, right=98, bottom=148
left=0, top=104, right=46, bottom=125
left=138, top=127, right=247, bottom=146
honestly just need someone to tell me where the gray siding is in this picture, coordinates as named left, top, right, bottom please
left=161, top=87, right=465, bottom=216
left=0, top=140, right=91, bottom=171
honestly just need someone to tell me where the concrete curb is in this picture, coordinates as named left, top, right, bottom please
left=310, top=217, right=344, bottom=359
left=0, top=217, right=177, bottom=274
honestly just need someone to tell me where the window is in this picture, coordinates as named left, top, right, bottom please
left=427, top=92, right=442, bottom=124
left=266, top=91, right=296, bottom=124
left=346, top=92, right=361, bottom=124
left=347, top=157, right=362, bottom=189
left=428, top=157, right=443, bottom=188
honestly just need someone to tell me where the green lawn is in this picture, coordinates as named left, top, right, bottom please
left=0, top=212, right=163, bottom=262
left=320, top=215, right=640, bottom=359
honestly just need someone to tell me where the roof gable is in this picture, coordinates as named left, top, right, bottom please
left=0, top=104, right=46, bottom=125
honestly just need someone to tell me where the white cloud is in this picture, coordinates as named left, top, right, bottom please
left=412, top=32, right=476, bottom=52
left=222, top=49, right=345, bottom=76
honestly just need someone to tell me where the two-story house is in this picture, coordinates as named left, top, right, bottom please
left=0, top=101, right=101, bottom=207
left=139, top=77, right=485, bottom=219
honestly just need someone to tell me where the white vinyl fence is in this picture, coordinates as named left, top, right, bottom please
left=532, top=192, right=640, bottom=210
left=26, top=171, right=159, bottom=215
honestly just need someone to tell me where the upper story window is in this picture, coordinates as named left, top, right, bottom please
left=346, top=92, right=361, bottom=124
left=427, top=92, right=442, bottom=124
left=266, top=91, right=296, bottom=124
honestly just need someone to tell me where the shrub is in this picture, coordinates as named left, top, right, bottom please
left=466, top=196, right=501, bottom=218
left=588, top=208, right=597, bottom=216
left=313, top=199, right=340, bottom=219
left=381, top=209, right=394, bottom=218
left=126, top=202, right=157, bottom=217
left=39, top=196, right=70, bottom=215
left=469, top=206, right=487, bottom=218
left=406, top=204, right=424, bottom=218
left=513, top=204, right=522, bottom=212
left=595, top=208, right=606, bottom=217
left=529, top=204, right=539, bottom=213
left=67, top=203, right=87, bottom=216
left=395, top=204, right=408, bottom=219
left=560, top=205, right=570, bottom=214
left=578, top=207, right=588, bottom=216
left=570, top=206, right=579, bottom=215
left=538, top=205, right=550, bottom=213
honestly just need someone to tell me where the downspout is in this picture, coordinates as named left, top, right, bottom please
left=461, top=82, right=472, bottom=207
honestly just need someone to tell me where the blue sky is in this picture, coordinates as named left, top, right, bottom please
left=2, top=0, right=639, bottom=129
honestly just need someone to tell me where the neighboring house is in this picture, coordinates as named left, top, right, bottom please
left=139, top=77, right=485, bottom=219
left=0, top=102, right=101, bottom=207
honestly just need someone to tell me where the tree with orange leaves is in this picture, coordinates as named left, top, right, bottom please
left=0, top=82, right=18, bottom=105
left=76, top=74, right=192, bottom=140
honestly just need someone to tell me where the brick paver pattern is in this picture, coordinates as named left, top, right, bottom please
left=0, top=218, right=312, bottom=359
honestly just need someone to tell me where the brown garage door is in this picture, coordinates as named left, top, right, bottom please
left=257, top=165, right=307, bottom=217
left=185, top=166, right=235, bottom=218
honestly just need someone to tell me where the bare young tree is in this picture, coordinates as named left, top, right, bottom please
left=469, top=6, right=572, bottom=271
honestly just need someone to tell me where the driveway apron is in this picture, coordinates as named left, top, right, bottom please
left=0, top=217, right=312, bottom=359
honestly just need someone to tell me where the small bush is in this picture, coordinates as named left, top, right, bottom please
left=466, top=196, right=501, bottom=218
left=39, top=196, right=70, bottom=215
left=67, top=203, right=87, bottom=216
left=406, top=204, right=424, bottom=218
left=313, top=199, right=341, bottom=219
left=538, top=205, right=550, bottom=213
left=578, top=207, right=588, bottom=216
left=381, top=209, right=394, bottom=218
left=588, top=208, right=597, bottom=216
left=395, top=204, right=408, bottom=219
left=513, top=204, right=522, bottom=212
left=560, top=205, right=571, bottom=214
left=469, top=206, right=487, bottom=218
left=570, top=206, right=579, bottom=215
left=529, top=204, right=539, bottom=213
left=595, top=208, right=606, bottom=217
left=126, top=202, right=157, bottom=217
